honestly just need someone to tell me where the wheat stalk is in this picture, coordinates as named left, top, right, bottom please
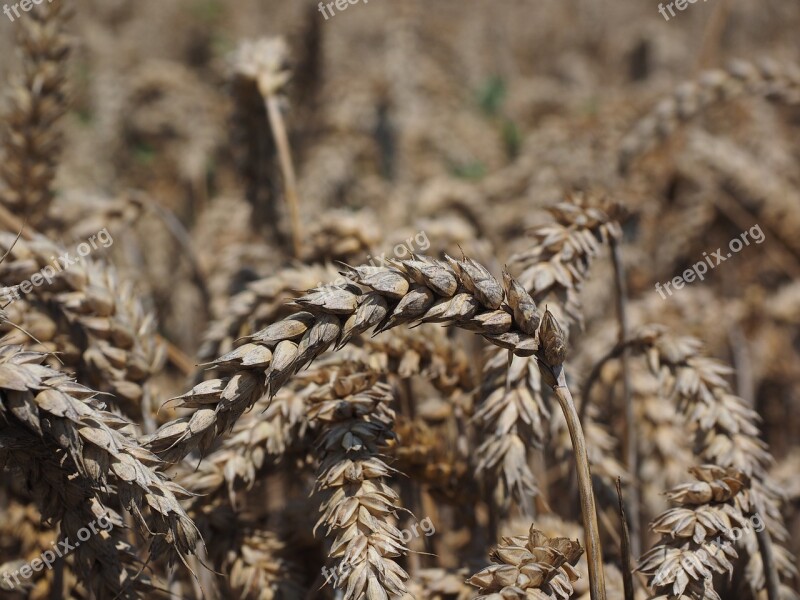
left=231, top=38, right=303, bottom=257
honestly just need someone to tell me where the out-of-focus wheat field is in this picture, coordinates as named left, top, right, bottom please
left=0, top=1, right=798, bottom=599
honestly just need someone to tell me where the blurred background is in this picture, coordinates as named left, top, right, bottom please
left=0, top=0, right=799, bottom=598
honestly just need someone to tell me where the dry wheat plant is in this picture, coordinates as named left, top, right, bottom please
left=0, top=0, right=798, bottom=599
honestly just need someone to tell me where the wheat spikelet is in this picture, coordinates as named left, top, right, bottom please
left=0, top=0, right=70, bottom=228
left=467, top=524, right=584, bottom=600
left=619, top=59, right=800, bottom=174
left=638, top=465, right=754, bottom=600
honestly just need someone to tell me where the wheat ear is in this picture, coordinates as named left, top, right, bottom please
left=0, top=423, right=160, bottom=598
left=467, top=524, right=584, bottom=599
left=149, top=252, right=608, bottom=598
left=310, top=370, right=409, bottom=599
left=589, top=325, right=798, bottom=596
left=0, top=0, right=70, bottom=228
left=0, top=344, right=199, bottom=568
left=475, top=197, right=623, bottom=513
left=638, top=465, right=754, bottom=600
left=619, top=59, right=800, bottom=174
left=0, top=232, right=166, bottom=423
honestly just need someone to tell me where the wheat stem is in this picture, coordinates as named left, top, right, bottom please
left=615, top=478, right=635, bottom=600
left=548, top=364, right=607, bottom=600
left=265, top=95, right=303, bottom=257
left=610, top=238, right=640, bottom=558
left=751, top=508, right=781, bottom=600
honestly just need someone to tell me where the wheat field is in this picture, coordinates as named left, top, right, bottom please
left=0, top=1, right=798, bottom=599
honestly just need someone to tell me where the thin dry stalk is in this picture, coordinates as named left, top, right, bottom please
left=232, top=38, right=303, bottom=257
left=547, top=364, right=607, bottom=600
left=614, top=478, right=635, bottom=600
left=264, top=94, right=303, bottom=258
left=610, top=237, right=639, bottom=557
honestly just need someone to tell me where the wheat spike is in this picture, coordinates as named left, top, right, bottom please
left=1, top=386, right=160, bottom=597
left=628, top=325, right=797, bottom=596
left=0, top=0, right=70, bottom=228
left=310, top=369, right=409, bottom=599
left=0, top=344, right=199, bottom=569
left=148, top=253, right=556, bottom=462
left=474, top=196, right=623, bottom=511
left=0, top=232, right=166, bottom=422
left=467, top=524, right=584, bottom=600
left=619, top=59, right=800, bottom=174
left=638, top=465, right=754, bottom=600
